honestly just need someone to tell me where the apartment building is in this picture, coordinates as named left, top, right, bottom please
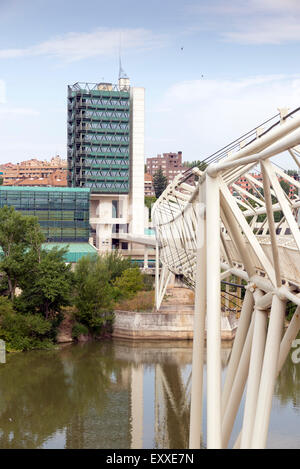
left=146, top=151, right=184, bottom=183
left=0, top=156, right=67, bottom=186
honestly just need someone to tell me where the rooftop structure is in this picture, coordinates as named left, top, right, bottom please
left=10, top=169, right=67, bottom=187
left=0, top=156, right=67, bottom=186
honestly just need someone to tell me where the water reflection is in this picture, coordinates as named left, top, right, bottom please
left=0, top=339, right=299, bottom=449
left=0, top=342, right=127, bottom=449
left=275, top=346, right=300, bottom=412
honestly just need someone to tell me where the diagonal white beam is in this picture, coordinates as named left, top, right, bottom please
left=220, top=180, right=277, bottom=286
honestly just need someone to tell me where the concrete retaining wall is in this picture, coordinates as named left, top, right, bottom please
left=112, top=310, right=237, bottom=341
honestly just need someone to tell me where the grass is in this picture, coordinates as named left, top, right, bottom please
left=115, top=290, right=155, bottom=312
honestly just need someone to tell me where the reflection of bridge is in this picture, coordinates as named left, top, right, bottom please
left=152, top=107, right=300, bottom=449
left=113, top=340, right=231, bottom=449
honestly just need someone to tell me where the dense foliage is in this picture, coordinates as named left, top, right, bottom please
left=145, top=196, right=156, bottom=221
left=0, top=207, right=74, bottom=351
left=114, top=267, right=144, bottom=299
left=0, top=207, right=155, bottom=351
left=72, top=253, right=149, bottom=336
left=183, top=160, right=208, bottom=171
left=153, top=168, right=168, bottom=198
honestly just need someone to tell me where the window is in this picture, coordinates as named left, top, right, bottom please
left=112, top=200, right=119, bottom=218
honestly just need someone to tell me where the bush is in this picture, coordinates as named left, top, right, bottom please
left=0, top=305, right=53, bottom=351
left=114, top=267, right=144, bottom=299
left=72, top=322, right=89, bottom=339
left=102, top=251, right=133, bottom=283
left=142, top=274, right=154, bottom=291
left=73, top=255, right=117, bottom=334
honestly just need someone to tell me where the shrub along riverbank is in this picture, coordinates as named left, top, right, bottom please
left=0, top=206, right=154, bottom=352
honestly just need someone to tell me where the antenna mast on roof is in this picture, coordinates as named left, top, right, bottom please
left=118, top=36, right=130, bottom=89
left=118, top=36, right=129, bottom=80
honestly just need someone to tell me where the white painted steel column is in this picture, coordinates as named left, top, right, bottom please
left=189, top=184, right=206, bottom=449
left=261, top=162, right=281, bottom=287
left=221, top=288, right=254, bottom=417
left=240, top=289, right=266, bottom=448
left=251, top=295, right=286, bottom=449
left=222, top=314, right=255, bottom=448
left=233, top=305, right=300, bottom=450
left=205, top=174, right=222, bottom=449
left=155, top=241, right=159, bottom=310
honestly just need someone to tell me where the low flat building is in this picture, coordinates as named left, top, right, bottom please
left=0, top=186, right=96, bottom=263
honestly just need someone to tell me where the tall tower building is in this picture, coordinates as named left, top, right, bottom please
left=67, top=75, right=145, bottom=251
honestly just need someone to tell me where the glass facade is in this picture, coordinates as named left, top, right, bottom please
left=67, top=83, right=130, bottom=194
left=0, top=187, right=90, bottom=242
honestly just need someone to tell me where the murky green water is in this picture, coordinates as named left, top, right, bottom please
left=0, top=339, right=299, bottom=449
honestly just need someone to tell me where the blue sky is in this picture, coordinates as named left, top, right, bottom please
left=1, top=0, right=300, bottom=167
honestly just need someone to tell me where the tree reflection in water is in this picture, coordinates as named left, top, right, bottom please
left=275, top=344, right=300, bottom=412
left=0, top=338, right=299, bottom=449
left=0, top=342, right=118, bottom=449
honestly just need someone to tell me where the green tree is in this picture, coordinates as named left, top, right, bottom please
left=0, top=296, right=53, bottom=351
left=153, top=168, right=168, bottom=198
left=73, top=255, right=116, bottom=333
left=114, top=267, right=144, bottom=299
left=183, top=160, right=207, bottom=172
left=145, top=195, right=156, bottom=221
left=280, top=179, right=291, bottom=196
left=15, top=246, right=74, bottom=320
left=102, top=250, right=133, bottom=283
left=0, top=206, right=44, bottom=299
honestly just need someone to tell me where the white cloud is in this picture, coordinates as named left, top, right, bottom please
left=223, top=16, right=300, bottom=45
left=188, top=0, right=300, bottom=16
left=0, top=80, right=5, bottom=103
left=0, top=136, right=65, bottom=163
left=0, top=106, right=40, bottom=117
left=147, top=74, right=300, bottom=169
left=0, top=28, right=168, bottom=62
left=187, top=0, right=300, bottom=44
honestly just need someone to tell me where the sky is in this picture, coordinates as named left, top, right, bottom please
left=0, top=0, right=300, bottom=168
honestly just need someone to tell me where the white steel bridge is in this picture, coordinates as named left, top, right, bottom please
left=152, top=107, right=300, bottom=449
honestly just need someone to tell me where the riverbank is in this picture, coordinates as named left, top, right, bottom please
left=55, top=287, right=238, bottom=343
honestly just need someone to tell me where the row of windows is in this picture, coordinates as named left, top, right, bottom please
left=0, top=191, right=88, bottom=198
left=84, top=170, right=128, bottom=177
left=0, top=202, right=89, bottom=212
left=26, top=211, right=89, bottom=221
left=84, top=158, right=129, bottom=166
left=39, top=220, right=89, bottom=228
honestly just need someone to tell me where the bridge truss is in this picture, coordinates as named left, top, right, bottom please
left=152, top=107, right=300, bottom=449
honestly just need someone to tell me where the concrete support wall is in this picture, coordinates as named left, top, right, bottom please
left=112, top=310, right=237, bottom=341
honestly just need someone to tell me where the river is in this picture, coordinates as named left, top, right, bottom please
left=0, top=338, right=299, bottom=449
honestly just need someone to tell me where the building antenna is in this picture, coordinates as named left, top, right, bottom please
left=118, top=33, right=128, bottom=80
